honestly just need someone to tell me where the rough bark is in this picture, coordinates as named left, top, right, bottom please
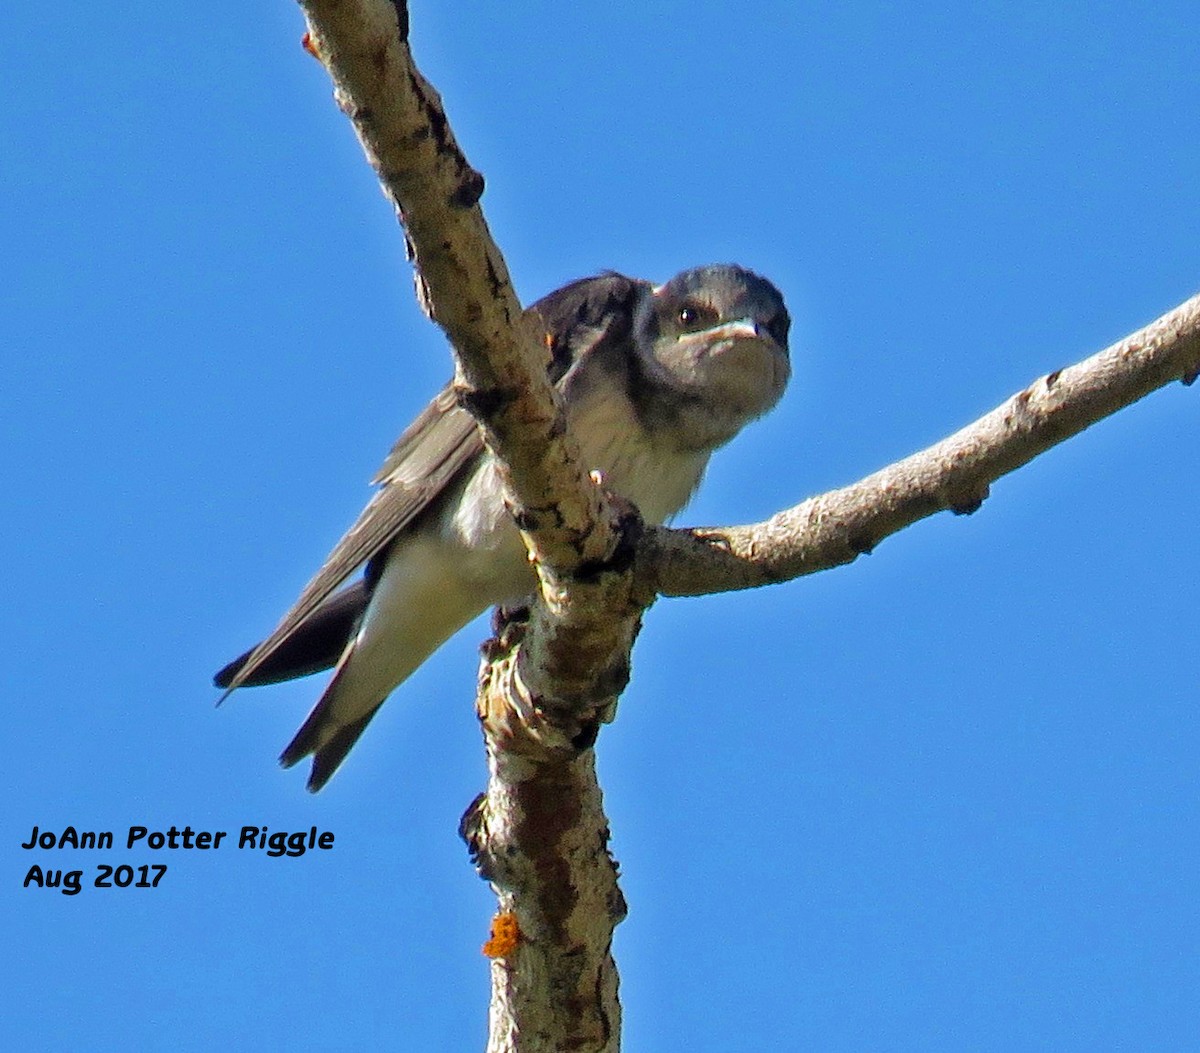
left=644, top=292, right=1200, bottom=597
left=297, top=2, right=632, bottom=1048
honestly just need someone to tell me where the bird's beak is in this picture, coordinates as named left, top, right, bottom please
left=711, top=318, right=765, bottom=343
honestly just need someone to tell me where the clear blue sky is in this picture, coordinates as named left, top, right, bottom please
left=6, top=3, right=1198, bottom=1049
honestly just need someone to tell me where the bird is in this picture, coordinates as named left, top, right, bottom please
left=216, top=264, right=791, bottom=791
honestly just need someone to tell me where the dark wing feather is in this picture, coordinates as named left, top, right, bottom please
left=218, top=387, right=482, bottom=698
left=531, top=272, right=647, bottom=384
left=213, top=580, right=370, bottom=688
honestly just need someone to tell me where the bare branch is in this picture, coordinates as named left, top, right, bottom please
left=297, top=0, right=618, bottom=574
left=463, top=654, right=625, bottom=1052
left=296, top=3, right=634, bottom=1048
left=646, top=291, right=1200, bottom=597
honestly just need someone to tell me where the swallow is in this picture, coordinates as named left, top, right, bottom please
left=217, top=264, right=791, bottom=790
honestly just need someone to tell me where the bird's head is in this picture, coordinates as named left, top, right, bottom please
left=632, top=264, right=791, bottom=450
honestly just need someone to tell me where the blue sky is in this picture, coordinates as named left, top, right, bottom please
left=6, top=2, right=1198, bottom=1049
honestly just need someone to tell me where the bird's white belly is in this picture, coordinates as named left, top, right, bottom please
left=439, top=392, right=710, bottom=606
left=571, top=387, right=710, bottom=523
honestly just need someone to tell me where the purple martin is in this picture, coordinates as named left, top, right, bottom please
left=216, top=265, right=791, bottom=791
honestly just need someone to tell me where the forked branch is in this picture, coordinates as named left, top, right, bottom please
left=292, top=3, right=1199, bottom=1051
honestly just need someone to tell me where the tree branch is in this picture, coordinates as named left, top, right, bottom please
left=644, top=291, right=1200, bottom=597
left=297, top=3, right=634, bottom=1049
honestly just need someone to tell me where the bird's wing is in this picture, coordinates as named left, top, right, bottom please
left=218, top=386, right=483, bottom=698
left=218, top=271, right=649, bottom=699
left=532, top=271, right=646, bottom=384
left=214, top=579, right=371, bottom=689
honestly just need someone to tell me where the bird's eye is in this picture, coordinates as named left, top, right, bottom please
left=676, top=302, right=714, bottom=332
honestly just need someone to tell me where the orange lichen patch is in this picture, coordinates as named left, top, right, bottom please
left=301, top=32, right=322, bottom=61
left=482, top=912, right=521, bottom=958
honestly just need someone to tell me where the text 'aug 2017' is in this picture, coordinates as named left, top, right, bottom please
left=18, top=824, right=336, bottom=896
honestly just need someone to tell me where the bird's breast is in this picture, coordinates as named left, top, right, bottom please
left=442, top=383, right=710, bottom=580
left=570, top=388, right=710, bottom=524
